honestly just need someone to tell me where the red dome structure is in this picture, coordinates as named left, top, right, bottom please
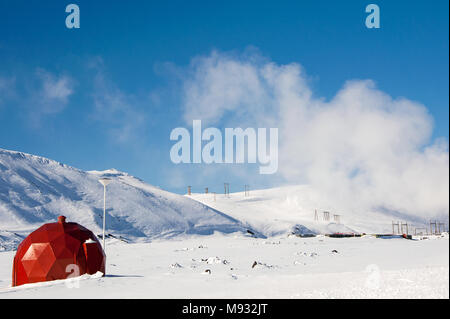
left=12, top=216, right=106, bottom=287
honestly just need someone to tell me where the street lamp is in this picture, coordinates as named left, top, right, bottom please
left=98, top=178, right=112, bottom=252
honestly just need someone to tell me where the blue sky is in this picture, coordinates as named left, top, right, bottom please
left=0, top=0, right=448, bottom=194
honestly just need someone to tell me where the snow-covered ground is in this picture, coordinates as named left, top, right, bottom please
left=0, top=234, right=448, bottom=298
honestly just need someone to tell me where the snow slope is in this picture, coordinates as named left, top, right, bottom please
left=189, top=186, right=437, bottom=237
left=0, top=148, right=253, bottom=250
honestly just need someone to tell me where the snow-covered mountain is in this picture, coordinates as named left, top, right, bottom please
left=0, top=147, right=442, bottom=252
left=0, top=148, right=254, bottom=250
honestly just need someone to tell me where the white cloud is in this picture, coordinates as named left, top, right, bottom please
left=182, top=50, right=276, bottom=127
left=180, top=50, right=449, bottom=220
left=89, top=59, right=146, bottom=143
left=1, top=69, right=74, bottom=126
left=34, top=69, right=74, bottom=115
left=0, top=76, right=16, bottom=105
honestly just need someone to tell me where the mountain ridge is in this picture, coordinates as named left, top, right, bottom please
left=0, top=147, right=255, bottom=251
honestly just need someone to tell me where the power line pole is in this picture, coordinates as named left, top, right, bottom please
left=392, top=221, right=400, bottom=235
left=224, top=183, right=230, bottom=198
left=333, top=214, right=340, bottom=224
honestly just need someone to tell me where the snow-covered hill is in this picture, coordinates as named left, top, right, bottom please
left=0, top=147, right=444, bottom=252
left=0, top=148, right=254, bottom=250
left=189, top=186, right=436, bottom=237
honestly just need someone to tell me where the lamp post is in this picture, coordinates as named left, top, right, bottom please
left=98, top=178, right=112, bottom=252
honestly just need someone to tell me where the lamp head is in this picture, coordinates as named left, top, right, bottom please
left=98, top=178, right=112, bottom=186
